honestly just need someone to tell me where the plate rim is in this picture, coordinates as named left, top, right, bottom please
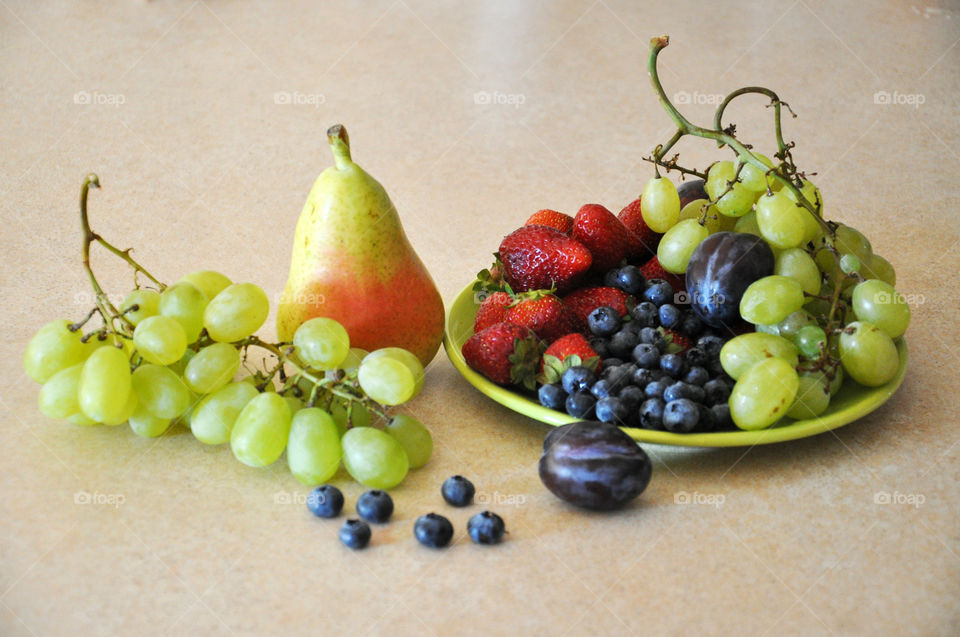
left=443, top=280, right=908, bottom=447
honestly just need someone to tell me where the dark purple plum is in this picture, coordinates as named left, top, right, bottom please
left=685, top=232, right=775, bottom=329
left=677, top=178, right=708, bottom=209
left=539, top=421, right=652, bottom=510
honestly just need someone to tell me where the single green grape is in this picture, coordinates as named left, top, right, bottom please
left=839, top=253, right=860, bottom=275
left=103, top=390, right=139, bottom=426
left=734, top=210, right=762, bottom=237
left=358, top=348, right=425, bottom=405
left=640, top=177, right=680, bottom=232
left=129, top=402, right=172, bottom=437
left=385, top=413, right=433, bottom=469
left=739, top=275, right=805, bottom=325
left=719, top=332, right=799, bottom=380
left=339, top=348, right=369, bottom=372
left=230, top=392, right=292, bottom=467
left=657, top=218, right=710, bottom=274
left=783, top=179, right=823, bottom=243
left=286, top=407, right=342, bottom=486
left=788, top=373, right=830, bottom=419
left=133, top=315, right=187, bottom=366
left=191, top=382, right=259, bottom=445
left=839, top=321, right=899, bottom=387
left=78, top=346, right=132, bottom=423
left=184, top=342, right=240, bottom=394
left=179, top=270, right=232, bottom=302
left=775, top=248, right=821, bottom=296
left=834, top=224, right=872, bottom=264
left=293, top=317, right=351, bottom=370
left=131, top=364, right=191, bottom=419
left=862, top=254, right=896, bottom=287
left=706, top=161, right=756, bottom=217
left=159, top=282, right=208, bottom=343
left=283, top=395, right=304, bottom=416
left=678, top=199, right=726, bottom=234
left=756, top=191, right=807, bottom=249
left=38, top=363, right=84, bottom=420
left=851, top=279, right=910, bottom=338
left=795, top=325, right=827, bottom=359
left=120, top=289, right=161, bottom=326
left=776, top=310, right=815, bottom=341
left=24, top=319, right=88, bottom=383
left=754, top=323, right=781, bottom=336
left=737, top=153, right=775, bottom=192
left=203, top=283, right=269, bottom=343
left=341, top=426, right=409, bottom=489
left=729, top=357, right=799, bottom=430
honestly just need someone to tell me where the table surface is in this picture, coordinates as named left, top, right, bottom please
left=2, top=1, right=958, bottom=635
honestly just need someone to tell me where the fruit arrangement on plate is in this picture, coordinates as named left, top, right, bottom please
left=450, top=36, right=909, bottom=444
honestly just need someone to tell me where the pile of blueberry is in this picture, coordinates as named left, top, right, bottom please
left=307, top=476, right=506, bottom=549
left=538, top=266, right=735, bottom=433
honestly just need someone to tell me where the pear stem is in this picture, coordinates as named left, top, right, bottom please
left=327, top=124, right=353, bottom=170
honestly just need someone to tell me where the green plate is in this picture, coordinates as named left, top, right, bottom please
left=443, top=281, right=908, bottom=447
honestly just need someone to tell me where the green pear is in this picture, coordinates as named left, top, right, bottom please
left=277, top=125, right=444, bottom=366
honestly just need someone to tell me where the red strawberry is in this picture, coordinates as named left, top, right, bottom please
left=505, top=290, right=575, bottom=344
left=524, top=209, right=574, bottom=235
left=571, top=204, right=641, bottom=272
left=663, top=328, right=692, bottom=353
left=639, top=255, right=686, bottom=293
left=499, top=225, right=592, bottom=293
left=618, top=197, right=661, bottom=257
left=473, top=291, right=512, bottom=333
left=462, top=322, right=544, bottom=389
left=539, top=333, right=602, bottom=384
left=561, top=286, right=631, bottom=332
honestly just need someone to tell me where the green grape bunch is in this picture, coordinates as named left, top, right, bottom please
left=638, top=36, right=910, bottom=431
left=24, top=174, right=432, bottom=490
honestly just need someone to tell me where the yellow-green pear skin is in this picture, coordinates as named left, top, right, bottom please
left=277, top=125, right=445, bottom=367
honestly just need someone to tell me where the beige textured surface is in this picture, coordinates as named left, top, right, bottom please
left=2, top=1, right=958, bottom=635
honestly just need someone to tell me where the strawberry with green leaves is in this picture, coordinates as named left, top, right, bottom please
left=505, top=290, right=574, bottom=344
left=539, top=333, right=601, bottom=385
left=498, top=225, right=592, bottom=293
left=462, top=322, right=544, bottom=389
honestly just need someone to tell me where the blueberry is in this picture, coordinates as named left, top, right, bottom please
left=602, top=357, right=624, bottom=369
left=565, top=391, right=596, bottom=418
left=663, top=398, right=700, bottom=433
left=615, top=265, right=645, bottom=295
left=356, top=490, right=394, bottom=523
left=644, top=380, right=667, bottom=399
left=697, top=334, right=725, bottom=358
left=307, top=485, right=344, bottom=518
left=589, top=337, right=611, bottom=359
left=561, top=366, right=595, bottom=394
left=679, top=312, right=704, bottom=337
left=643, top=279, right=674, bottom=306
left=595, top=397, right=628, bottom=424
left=603, top=268, right=621, bottom=288
left=632, top=343, right=660, bottom=369
left=639, top=398, right=665, bottom=429
left=604, top=366, right=632, bottom=391
left=590, top=379, right=613, bottom=399
left=685, top=347, right=709, bottom=367
left=632, top=367, right=657, bottom=387
left=660, top=353, right=686, bottom=379
left=339, top=519, right=371, bottom=549
left=697, top=403, right=717, bottom=432
left=711, top=403, right=733, bottom=429
left=658, top=304, right=681, bottom=329
left=704, top=378, right=732, bottom=405
left=618, top=385, right=645, bottom=412
left=683, top=366, right=710, bottom=386
left=538, top=383, right=567, bottom=410
left=441, top=475, right=475, bottom=507
left=709, top=357, right=726, bottom=377
left=639, top=326, right=666, bottom=351
left=414, top=513, right=454, bottom=548
left=630, top=301, right=660, bottom=328
left=609, top=329, right=639, bottom=358
left=468, top=511, right=506, bottom=545
left=587, top=306, right=621, bottom=337
left=663, top=381, right=706, bottom=404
